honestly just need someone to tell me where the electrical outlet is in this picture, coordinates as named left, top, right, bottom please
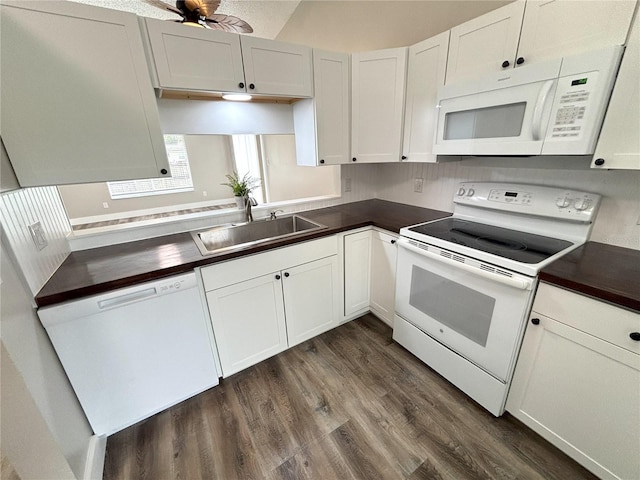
left=414, top=178, right=424, bottom=193
left=344, top=178, right=352, bottom=193
left=102, top=202, right=109, bottom=209
left=28, top=221, right=48, bottom=251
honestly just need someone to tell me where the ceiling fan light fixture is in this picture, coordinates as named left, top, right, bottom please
left=222, top=93, right=252, bottom=101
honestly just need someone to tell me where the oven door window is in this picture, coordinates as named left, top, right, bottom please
left=409, top=265, right=495, bottom=347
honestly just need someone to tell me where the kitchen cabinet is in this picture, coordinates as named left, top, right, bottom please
left=401, top=31, right=449, bottom=163
left=0, top=1, right=169, bottom=187
left=144, top=18, right=312, bottom=97
left=201, top=237, right=339, bottom=376
left=446, top=0, right=635, bottom=85
left=592, top=8, right=640, bottom=170
left=294, top=50, right=350, bottom=166
left=507, top=283, right=640, bottom=480
left=351, top=47, right=408, bottom=163
left=369, top=229, right=398, bottom=326
left=343, top=230, right=372, bottom=317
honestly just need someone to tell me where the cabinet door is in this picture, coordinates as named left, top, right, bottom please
left=0, top=1, right=169, bottom=186
left=283, top=256, right=340, bottom=347
left=517, top=0, right=636, bottom=67
left=507, top=314, right=640, bottom=480
left=206, top=273, right=288, bottom=377
left=351, top=48, right=408, bottom=163
left=369, top=231, right=398, bottom=326
left=344, top=230, right=372, bottom=316
left=402, top=31, right=449, bottom=163
left=144, top=17, right=245, bottom=93
left=592, top=10, right=640, bottom=170
left=240, top=36, right=312, bottom=97
left=445, top=1, right=525, bottom=85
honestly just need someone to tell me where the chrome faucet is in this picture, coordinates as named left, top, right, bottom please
left=269, top=209, right=285, bottom=220
left=245, top=196, right=257, bottom=222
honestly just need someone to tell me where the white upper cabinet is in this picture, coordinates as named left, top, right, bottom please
left=402, top=31, right=449, bottom=163
left=144, top=17, right=246, bottom=93
left=294, top=50, right=350, bottom=166
left=351, top=47, right=408, bottom=163
left=240, top=36, right=313, bottom=97
left=0, top=1, right=169, bottom=187
left=592, top=9, right=640, bottom=170
left=446, top=0, right=636, bottom=85
left=446, top=1, right=525, bottom=85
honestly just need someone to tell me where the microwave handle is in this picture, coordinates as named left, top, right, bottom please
left=531, top=80, right=555, bottom=141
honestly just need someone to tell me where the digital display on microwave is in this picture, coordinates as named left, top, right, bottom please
left=505, top=192, right=518, bottom=197
left=571, top=78, right=588, bottom=86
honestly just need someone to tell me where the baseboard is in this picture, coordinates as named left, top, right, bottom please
left=83, top=435, right=107, bottom=480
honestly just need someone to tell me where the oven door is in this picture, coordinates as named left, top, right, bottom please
left=395, top=238, right=535, bottom=381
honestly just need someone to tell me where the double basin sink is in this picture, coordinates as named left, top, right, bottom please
left=191, top=215, right=326, bottom=256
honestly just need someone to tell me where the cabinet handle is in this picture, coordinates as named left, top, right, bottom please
left=630, top=332, right=640, bottom=341
left=284, top=272, right=290, bottom=278
left=238, top=82, right=245, bottom=88
left=319, top=159, right=325, bottom=164
left=275, top=274, right=281, bottom=280
left=352, top=157, right=357, bottom=162
left=390, top=239, right=396, bottom=244
left=531, top=318, right=540, bottom=325
left=594, top=158, right=605, bottom=166
left=516, top=57, right=525, bottom=65
left=249, top=83, right=255, bottom=90
left=160, top=169, right=168, bottom=175
left=401, top=155, right=407, bottom=160
left=501, top=60, right=510, bottom=68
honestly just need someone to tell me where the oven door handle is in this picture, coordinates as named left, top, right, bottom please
left=399, top=240, right=534, bottom=291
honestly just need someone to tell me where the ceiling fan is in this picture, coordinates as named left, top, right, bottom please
left=143, top=0, right=253, bottom=33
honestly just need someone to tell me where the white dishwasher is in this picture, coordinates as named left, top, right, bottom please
left=38, top=271, right=220, bottom=436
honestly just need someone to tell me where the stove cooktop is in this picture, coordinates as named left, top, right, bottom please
left=406, top=218, right=573, bottom=265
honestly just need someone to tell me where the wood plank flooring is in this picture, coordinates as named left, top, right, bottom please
left=103, top=314, right=598, bottom=480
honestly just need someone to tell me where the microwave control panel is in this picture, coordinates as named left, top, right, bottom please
left=548, top=72, right=599, bottom=140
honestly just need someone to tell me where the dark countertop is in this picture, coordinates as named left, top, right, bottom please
left=35, top=199, right=451, bottom=307
left=539, top=242, right=640, bottom=312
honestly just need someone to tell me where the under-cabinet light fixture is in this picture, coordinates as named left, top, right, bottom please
left=222, top=94, right=252, bottom=101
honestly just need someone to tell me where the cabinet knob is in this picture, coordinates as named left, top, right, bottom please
left=284, top=272, right=290, bottom=278
left=594, top=158, right=605, bottom=166
left=630, top=332, right=640, bottom=341
left=401, top=155, right=407, bottom=160
left=501, top=60, right=510, bottom=68
left=516, top=57, right=525, bottom=65
left=531, top=318, right=540, bottom=325
left=352, top=157, right=357, bottom=162
left=238, top=82, right=245, bottom=88
left=319, top=159, right=325, bottom=164
left=249, top=83, right=255, bottom=90
left=160, top=169, right=168, bottom=175
left=275, top=274, right=281, bottom=280
left=390, top=239, right=396, bottom=244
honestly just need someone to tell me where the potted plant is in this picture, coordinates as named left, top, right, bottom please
left=221, top=171, right=260, bottom=209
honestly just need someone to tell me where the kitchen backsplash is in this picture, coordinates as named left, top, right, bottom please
left=0, top=187, right=71, bottom=295
left=374, top=161, right=640, bottom=250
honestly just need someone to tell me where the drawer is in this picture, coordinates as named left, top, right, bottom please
left=533, top=282, right=640, bottom=354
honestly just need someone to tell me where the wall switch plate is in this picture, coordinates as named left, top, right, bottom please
left=414, top=178, right=424, bottom=193
left=344, top=178, right=352, bottom=193
left=28, top=221, right=48, bottom=251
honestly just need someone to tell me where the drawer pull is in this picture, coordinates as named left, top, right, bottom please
left=630, top=332, right=640, bottom=341
left=531, top=318, right=540, bottom=325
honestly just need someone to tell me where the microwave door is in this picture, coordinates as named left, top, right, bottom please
left=433, top=79, right=557, bottom=156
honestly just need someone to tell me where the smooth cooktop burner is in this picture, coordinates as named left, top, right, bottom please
left=408, top=218, right=573, bottom=264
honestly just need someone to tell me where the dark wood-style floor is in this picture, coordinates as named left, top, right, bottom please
left=104, top=314, right=598, bottom=480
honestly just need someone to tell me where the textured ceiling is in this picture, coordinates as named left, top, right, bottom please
left=70, top=0, right=302, bottom=39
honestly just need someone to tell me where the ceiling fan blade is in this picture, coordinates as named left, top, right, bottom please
left=204, top=14, right=253, bottom=34
left=141, top=0, right=183, bottom=17
left=184, top=0, right=221, bottom=17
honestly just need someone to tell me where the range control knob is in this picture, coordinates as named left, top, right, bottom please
left=457, top=188, right=466, bottom=196
left=466, top=188, right=475, bottom=197
left=556, top=197, right=571, bottom=208
left=574, top=198, right=591, bottom=211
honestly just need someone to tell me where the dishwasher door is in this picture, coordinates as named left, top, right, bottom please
left=38, top=272, right=219, bottom=436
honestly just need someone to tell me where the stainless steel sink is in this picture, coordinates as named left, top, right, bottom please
left=191, top=215, right=326, bottom=255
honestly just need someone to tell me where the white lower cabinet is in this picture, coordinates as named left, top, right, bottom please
left=201, top=237, right=340, bottom=377
left=507, top=283, right=640, bottom=480
left=369, top=230, right=398, bottom=326
left=343, top=230, right=372, bottom=317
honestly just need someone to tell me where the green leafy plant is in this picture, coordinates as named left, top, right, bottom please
left=221, top=170, right=260, bottom=197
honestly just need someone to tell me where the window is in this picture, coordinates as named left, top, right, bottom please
left=107, top=135, right=194, bottom=199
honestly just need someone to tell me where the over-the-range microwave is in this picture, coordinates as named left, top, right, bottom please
left=432, top=45, right=623, bottom=156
